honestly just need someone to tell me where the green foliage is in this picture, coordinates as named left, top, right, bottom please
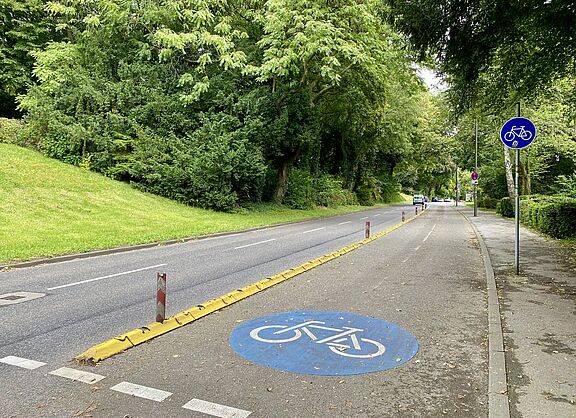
left=496, top=197, right=514, bottom=218
left=283, top=168, right=314, bottom=209
left=127, top=114, right=267, bottom=211
left=388, top=0, right=576, bottom=111
left=0, top=0, right=60, bottom=116
left=0, top=143, right=380, bottom=262
left=0, top=118, right=23, bottom=143
left=16, top=0, right=432, bottom=211
left=520, top=195, right=576, bottom=239
left=313, top=174, right=357, bottom=207
left=477, top=196, right=497, bottom=209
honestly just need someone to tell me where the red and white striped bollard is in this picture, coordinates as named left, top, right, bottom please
left=156, top=273, right=166, bottom=322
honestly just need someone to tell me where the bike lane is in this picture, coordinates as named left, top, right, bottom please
left=2, top=205, right=489, bottom=417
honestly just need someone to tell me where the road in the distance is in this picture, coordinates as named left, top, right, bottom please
left=0, top=204, right=417, bottom=364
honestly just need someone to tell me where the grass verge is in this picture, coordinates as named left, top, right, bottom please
left=0, top=144, right=397, bottom=264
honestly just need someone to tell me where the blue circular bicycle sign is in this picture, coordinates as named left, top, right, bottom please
left=500, top=117, right=536, bottom=149
left=229, top=310, right=419, bottom=376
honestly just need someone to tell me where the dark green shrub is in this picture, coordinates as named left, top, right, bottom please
left=355, top=176, right=380, bottom=206
left=313, top=174, right=358, bottom=207
left=519, top=198, right=539, bottom=227
left=478, top=196, right=498, bottom=209
left=284, top=168, right=314, bottom=209
left=517, top=195, right=576, bottom=238
left=535, top=200, right=576, bottom=238
left=497, top=197, right=514, bottom=217
left=0, top=118, right=23, bottom=144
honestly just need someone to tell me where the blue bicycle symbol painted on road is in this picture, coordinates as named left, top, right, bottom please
left=230, top=310, right=419, bottom=376
left=500, top=117, right=536, bottom=149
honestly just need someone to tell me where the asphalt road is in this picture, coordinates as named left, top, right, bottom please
left=0, top=204, right=416, bottom=364
left=1, top=204, right=490, bottom=417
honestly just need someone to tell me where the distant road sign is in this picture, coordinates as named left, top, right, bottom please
left=471, top=171, right=479, bottom=181
left=500, top=117, right=536, bottom=149
left=471, top=180, right=478, bottom=185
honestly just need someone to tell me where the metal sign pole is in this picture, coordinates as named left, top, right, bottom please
left=515, top=103, right=520, bottom=275
left=499, top=103, right=535, bottom=276
left=474, top=120, right=478, bottom=217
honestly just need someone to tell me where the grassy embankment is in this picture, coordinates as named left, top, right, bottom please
left=0, top=143, right=401, bottom=264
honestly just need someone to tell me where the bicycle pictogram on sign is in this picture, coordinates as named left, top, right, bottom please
left=500, top=117, right=536, bottom=149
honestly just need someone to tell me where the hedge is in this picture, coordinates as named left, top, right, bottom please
left=496, top=197, right=514, bottom=218
left=497, top=194, right=576, bottom=238
left=478, top=196, right=498, bottom=209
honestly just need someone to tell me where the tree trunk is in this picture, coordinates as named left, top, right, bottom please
left=503, top=145, right=515, bottom=198
left=520, top=160, right=531, bottom=195
left=273, top=147, right=301, bottom=204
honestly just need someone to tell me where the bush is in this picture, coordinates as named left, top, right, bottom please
left=128, top=116, right=267, bottom=212
left=497, top=197, right=514, bottom=217
left=478, top=196, right=498, bottom=209
left=0, top=118, right=23, bottom=144
left=284, top=168, right=315, bottom=209
left=537, top=201, right=576, bottom=238
left=518, top=195, right=576, bottom=238
left=313, top=174, right=357, bottom=207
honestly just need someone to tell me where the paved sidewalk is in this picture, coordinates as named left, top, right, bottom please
left=462, top=206, right=576, bottom=417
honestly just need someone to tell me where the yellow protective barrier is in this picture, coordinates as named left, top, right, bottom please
left=75, top=206, right=427, bottom=364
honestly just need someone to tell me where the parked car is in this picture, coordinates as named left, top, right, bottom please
left=444, top=197, right=451, bottom=202
left=432, top=197, right=439, bottom=202
left=413, top=194, right=425, bottom=205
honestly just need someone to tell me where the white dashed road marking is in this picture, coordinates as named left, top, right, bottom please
left=234, top=239, right=276, bottom=250
left=49, top=367, right=105, bottom=384
left=47, top=264, right=168, bottom=290
left=337, top=221, right=351, bottom=225
left=182, top=399, right=252, bottom=418
left=110, top=382, right=172, bottom=402
left=0, top=356, right=45, bottom=370
left=423, top=224, right=437, bottom=242
left=301, top=227, right=325, bottom=234
left=5, top=358, right=251, bottom=415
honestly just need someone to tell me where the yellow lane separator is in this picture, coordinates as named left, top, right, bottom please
left=75, top=208, right=427, bottom=364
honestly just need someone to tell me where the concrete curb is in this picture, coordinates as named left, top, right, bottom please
left=75, top=208, right=427, bottom=364
left=460, top=211, right=510, bottom=418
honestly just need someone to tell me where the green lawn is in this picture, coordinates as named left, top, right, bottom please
left=0, top=144, right=397, bottom=264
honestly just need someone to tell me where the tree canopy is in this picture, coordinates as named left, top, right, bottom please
left=388, top=0, right=576, bottom=110
left=12, top=0, right=433, bottom=210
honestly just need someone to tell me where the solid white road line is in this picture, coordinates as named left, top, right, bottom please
left=301, top=227, right=325, bottom=234
left=337, top=221, right=351, bottom=225
left=111, top=382, right=172, bottom=402
left=422, top=224, right=437, bottom=242
left=0, top=356, right=45, bottom=370
left=182, top=399, right=252, bottom=418
left=49, top=367, right=105, bottom=384
left=234, top=239, right=276, bottom=250
left=46, top=264, right=168, bottom=291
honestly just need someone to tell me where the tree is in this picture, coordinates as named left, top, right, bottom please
left=387, top=0, right=576, bottom=110
left=0, top=0, right=59, bottom=116
left=251, top=0, right=416, bottom=202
